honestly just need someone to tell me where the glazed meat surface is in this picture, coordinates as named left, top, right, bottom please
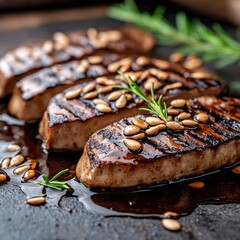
left=39, top=61, right=226, bottom=151
left=76, top=96, right=240, bottom=188
left=0, top=26, right=155, bottom=99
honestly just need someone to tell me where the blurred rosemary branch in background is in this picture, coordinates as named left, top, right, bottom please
left=108, top=0, right=240, bottom=68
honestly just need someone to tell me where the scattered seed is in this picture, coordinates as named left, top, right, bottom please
left=1, top=158, right=10, bottom=168
left=123, top=139, right=142, bottom=151
left=188, top=181, right=205, bottom=189
left=136, top=56, right=149, bottom=66
left=120, top=63, right=131, bottom=73
left=83, top=83, right=96, bottom=94
left=80, top=59, right=89, bottom=68
left=145, top=126, right=161, bottom=135
left=23, top=170, right=36, bottom=181
left=98, top=86, right=113, bottom=94
left=167, top=121, right=184, bottom=130
left=152, top=59, right=170, bottom=69
left=27, top=196, right=46, bottom=206
left=131, top=133, right=145, bottom=140
left=196, top=113, right=209, bottom=123
left=96, top=77, right=109, bottom=85
left=14, top=165, right=30, bottom=175
left=29, top=159, right=39, bottom=170
left=162, top=219, right=181, bottom=231
left=169, top=52, right=184, bottom=63
left=232, top=166, right=240, bottom=174
left=166, top=82, right=183, bottom=90
left=83, top=91, right=98, bottom=100
left=145, top=116, right=164, bottom=126
left=7, top=144, right=21, bottom=152
left=115, top=95, right=127, bottom=109
left=95, top=104, right=112, bottom=113
left=65, top=89, right=82, bottom=100
left=170, top=99, right=186, bottom=108
left=124, top=125, right=140, bottom=136
left=88, top=56, right=103, bottom=64
left=167, top=109, right=179, bottom=116
left=100, top=30, right=122, bottom=42
left=149, top=68, right=168, bottom=79
left=93, top=99, right=109, bottom=106
left=10, top=155, right=25, bottom=167
left=131, top=118, right=148, bottom=129
left=125, top=94, right=133, bottom=101
left=178, top=112, right=191, bottom=120
left=164, top=211, right=178, bottom=217
left=182, top=119, right=198, bottom=127
left=0, top=174, right=7, bottom=183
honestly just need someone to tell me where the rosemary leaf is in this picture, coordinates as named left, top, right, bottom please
left=108, top=0, right=240, bottom=67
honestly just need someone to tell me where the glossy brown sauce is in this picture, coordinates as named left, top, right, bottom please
left=1, top=101, right=240, bottom=218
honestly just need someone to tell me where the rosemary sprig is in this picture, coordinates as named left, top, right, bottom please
left=32, top=169, right=70, bottom=191
left=108, top=0, right=240, bottom=68
left=114, top=72, right=168, bottom=122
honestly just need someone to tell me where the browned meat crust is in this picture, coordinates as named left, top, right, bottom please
left=0, top=26, right=155, bottom=99
left=76, top=96, right=240, bottom=188
left=39, top=63, right=226, bottom=151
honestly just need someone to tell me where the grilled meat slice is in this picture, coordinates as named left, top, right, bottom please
left=0, top=26, right=155, bottom=99
left=8, top=54, right=126, bottom=122
left=76, top=96, right=240, bottom=188
left=39, top=63, right=226, bottom=151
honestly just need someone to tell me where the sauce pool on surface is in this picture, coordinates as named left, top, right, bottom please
left=0, top=102, right=240, bottom=218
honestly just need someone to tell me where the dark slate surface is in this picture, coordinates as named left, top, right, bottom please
left=0, top=15, right=240, bottom=240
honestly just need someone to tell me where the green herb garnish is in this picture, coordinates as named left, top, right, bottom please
left=114, top=71, right=168, bottom=122
left=32, top=169, right=70, bottom=191
left=109, top=0, right=240, bottom=68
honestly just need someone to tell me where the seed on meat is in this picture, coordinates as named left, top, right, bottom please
left=83, top=91, right=98, bottom=100
left=145, top=116, right=164, bottom=126
left=23, top=170, right=36, bottom=181
left=136, top=56, right=150, bottom=66
left=167, top=109, right=179, bottom=116
left=144, top=77, right=162, bottom=91
left=10, top=155, right=25, bottom=167
left=96, top=77, right=109, bottom=85
left=166, top=82, right=183, bottom=90
left=0, top=174, right=7, bottom=183
left=29, top=159, right=39, bottom=170
left=42, top=40, right=54, bottom=54
left=93, top=99, right=109, bottom=106
left=188, top=181, right=205, bottom=189
left=131, top=133, right=145, bottom=140
left=100, top=30, right=122, bottom=42
left=169, top=52, right=184, bottom=63
left=124, top=125, right=140, bottom=136
left=53, top=32, right=69, bottom=44
left=190, top=71, right=211, bottom=79
left=27, top=196, right=46, bottom=206
left=65, top=89, right=82, bottom=100
left=125, top=94, right=133, bottom=101
left=83, top=83, right=96, bottom=93
left=131, top=117, right=148, bottom=129
left=95, top=104, right=112, bottom=113
left=88, top=56, right=103, bottom=64
left=77, top=64, right=87, bottom=74
left=115, top=95, right=127, bottom=109
left=13, top=165, right=30, bottom=175
left=170, top=99, right=186, bottom=108
left=98, top=86, right=113, bottom=94
left=145, top=126, right=161, bottom=135
left=184, top=57, right=202, bottom=69
left=152, top=59, right=170, bottom=69
left=108, top=62, right=120, bottom=72
left=162, top=219, right=181, bottom=231
left=178, top=112, right=191, bottom=120
left=196, top=113, right=209, bottom=123
left=1, top=158, right=10, bottom=168
left=182, top=119, right=198, bottom=127
left=120, top=63, right=131, bottom=73
left=167, top=121, right=184, bottom=130
left=123, top=139, right=142, bottom=151
left=7, top=144, right=21, bottom=152
left=149, top=69, right=168, bottom=79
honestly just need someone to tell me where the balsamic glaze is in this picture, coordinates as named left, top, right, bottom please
left=1, top=101, right=240, bottom=219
